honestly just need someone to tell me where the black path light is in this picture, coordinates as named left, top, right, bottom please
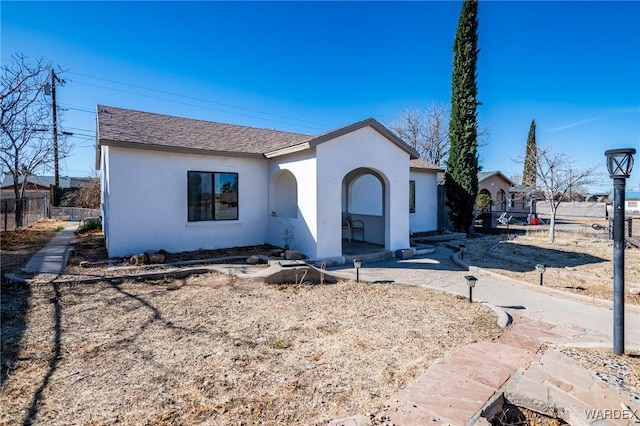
left=465, top=275, right=477, bottom=303
left=605, top=148, right=635, bottom=355
left=535, top=264, right=546, bottom=286
left=353, top=259, right=362, bottom=283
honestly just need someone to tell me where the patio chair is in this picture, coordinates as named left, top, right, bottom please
left=342, top=213, right=365, bottom=243
left=498, top=212, right=512, bottom=226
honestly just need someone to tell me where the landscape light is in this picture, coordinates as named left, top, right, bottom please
left=353, top=259, right=362, bottom=283
left=535, top=264, right=546, bottom=286
left=465, top=275, right=477, bottom=303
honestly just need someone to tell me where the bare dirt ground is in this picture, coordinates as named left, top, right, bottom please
left=464, top=218, right=640, bottom=304
left=2, top=220, right=638, bottom=425
left=1, top=220, right=67, bottom=276
left=0, top=276, right=502, bottom=425
left=1, top=223, right=503, bottom=425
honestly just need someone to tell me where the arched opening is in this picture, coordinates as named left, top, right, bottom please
left=341, top=168, right=387, bottom=253
left=478, top=188, right=492, bottom=213
left=273, top=170, right=298, bottom=218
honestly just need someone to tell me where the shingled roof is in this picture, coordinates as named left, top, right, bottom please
left=96, top=105, right=419, bottom=160
left=97, top=105, right=314, bottom=158
left=409, top=158, right=443, bottom=172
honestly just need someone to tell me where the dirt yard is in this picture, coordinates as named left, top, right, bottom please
left=1, top=220, right=67, bottom=276
left=463, top=219, right=640, bottom=304
left=2, top=219, right=639, bottom=425
left=0, top=274, right=502, bottom=425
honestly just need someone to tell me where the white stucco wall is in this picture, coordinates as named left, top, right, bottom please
left=409, top=170, right=439, bottom=233
left=316, top=127, right=411, bottom=258
left=267, top=151, right=318, bottom=258
left=102, top=146, right=269, bottom=257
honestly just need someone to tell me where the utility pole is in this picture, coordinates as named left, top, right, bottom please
left=51, top=69, right=59, bottom=189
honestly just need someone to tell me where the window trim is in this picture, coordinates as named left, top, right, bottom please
left=187, top=171, right=239, bottom=222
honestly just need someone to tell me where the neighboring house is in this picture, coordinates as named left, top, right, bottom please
left=0, top=175, right=62, bottom=200
left=625, top=191, right=640, bottom=216
left=477, top=171, right=537, bottom=219
left=97, top=105, right=442, bottom=260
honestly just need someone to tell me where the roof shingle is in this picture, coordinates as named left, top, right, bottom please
left=97, top=105, right=313, bottom=156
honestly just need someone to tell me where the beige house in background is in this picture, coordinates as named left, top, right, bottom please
left=478, top=171, right=535, bottom=219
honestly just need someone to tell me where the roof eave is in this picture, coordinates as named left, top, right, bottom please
left=98, top=139, right=265, bottom=159
left=264, top=142, right=312, bottom=158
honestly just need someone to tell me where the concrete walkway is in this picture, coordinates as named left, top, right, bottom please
left=327, top=245, right=640, bottom=425
left=22, top=223, right=78, bottom=275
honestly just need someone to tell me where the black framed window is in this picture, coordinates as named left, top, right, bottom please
left=188, top=171, right=238, bottom=221
left=409, top=180, right=416, bottom=213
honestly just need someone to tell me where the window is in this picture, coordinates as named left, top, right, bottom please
left=409, top=180, right=416, bottom=213
left=188, top=171, right=238, bottom=221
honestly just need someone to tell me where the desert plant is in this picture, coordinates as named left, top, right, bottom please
left=54, top=225, right=65, bottom=232
left=281, top=220, right=295, bottom=249
left=273, top=339, right=292, bottom=349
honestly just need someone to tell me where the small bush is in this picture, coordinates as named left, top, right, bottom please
left=273, top=339, right=292, bottom=349
left=54, top=225, right=65, bottom=232
left=78, top=220, right=102, bottom=233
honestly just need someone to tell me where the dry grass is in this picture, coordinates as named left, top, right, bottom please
left=1, top=220, right=68, bottom=276
left=464, top=222, right=640, bottom=304
left=1, top=274, right=503, bottom=425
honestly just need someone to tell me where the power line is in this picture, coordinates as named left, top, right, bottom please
left=66, top=71, right=333, bottom=129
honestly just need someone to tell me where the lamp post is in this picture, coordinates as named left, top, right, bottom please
left=353, top=259, right=362, bottom=283
left=459, top=244, right=466, bottom=260
left=465, top=275, right=477, bottom=303
left=605, top=148, right=635, bottom=355
left=535, top=264, right=546, bottom=286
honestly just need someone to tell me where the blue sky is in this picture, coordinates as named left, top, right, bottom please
left=2, top=1, right=639, bottom=192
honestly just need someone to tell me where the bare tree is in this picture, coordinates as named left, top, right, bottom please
left=389, top=103, right=490, bottom=168
left=388, top=104, right=450, bottom=166
left=534, top=146, right=599, bottom=243
left=60, top=178, right=101, bottom=209
left=1, top=54, right=70, bottom=226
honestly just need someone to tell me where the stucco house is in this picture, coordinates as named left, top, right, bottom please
left=96, top=106, right=442, bottom=261
left=477, top=171, right=537, bottom=220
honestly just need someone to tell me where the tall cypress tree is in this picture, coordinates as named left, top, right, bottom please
left=522, top=119, right=537, bottom=187
left=445, top=0, right=479, bottom=233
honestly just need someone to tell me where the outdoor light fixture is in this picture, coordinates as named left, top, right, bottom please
left=459, top=244, right=466, bottom=261
left=535, top=264, right=546, bottom=286
left=605, top=148, right=635, bottom=355
left=465, top=275, right=477, bottom=303
left=353, top=259, right=362, bottom=283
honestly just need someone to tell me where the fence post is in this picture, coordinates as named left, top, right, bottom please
left=3, top=200, right=7, bottom=232
left=628, top=218, right=633, bottom=238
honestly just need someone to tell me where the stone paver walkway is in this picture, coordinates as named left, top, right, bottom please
left=327, top=245, right=640, bottom=425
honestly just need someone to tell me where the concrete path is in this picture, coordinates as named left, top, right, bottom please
left=327, top=245, right=640, bottom=425
left=22, top=223, right=78, bottom=275
left=329, top=244, right=640, bottom=349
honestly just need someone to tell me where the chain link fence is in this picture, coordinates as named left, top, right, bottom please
left=1, top=196, right=50, bottom=232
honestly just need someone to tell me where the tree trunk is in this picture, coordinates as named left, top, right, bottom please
left=548, top=209, right=557, bottom=243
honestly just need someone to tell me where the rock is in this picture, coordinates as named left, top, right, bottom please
left=129, top=253, right=147, bottom=265
left=629, top=287, right=640, bottom=295
left=270, top=248, right=284, bottom=257
left=395, top=249, right=414, bottom=260
left=148, top=253, right=166, bottom=264
left=285, top=250, right=303, bottom=260
left=246, top=255, right=260, bottom=265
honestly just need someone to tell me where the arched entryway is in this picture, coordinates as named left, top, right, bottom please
left=341, top=168, right=388, bottom=253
